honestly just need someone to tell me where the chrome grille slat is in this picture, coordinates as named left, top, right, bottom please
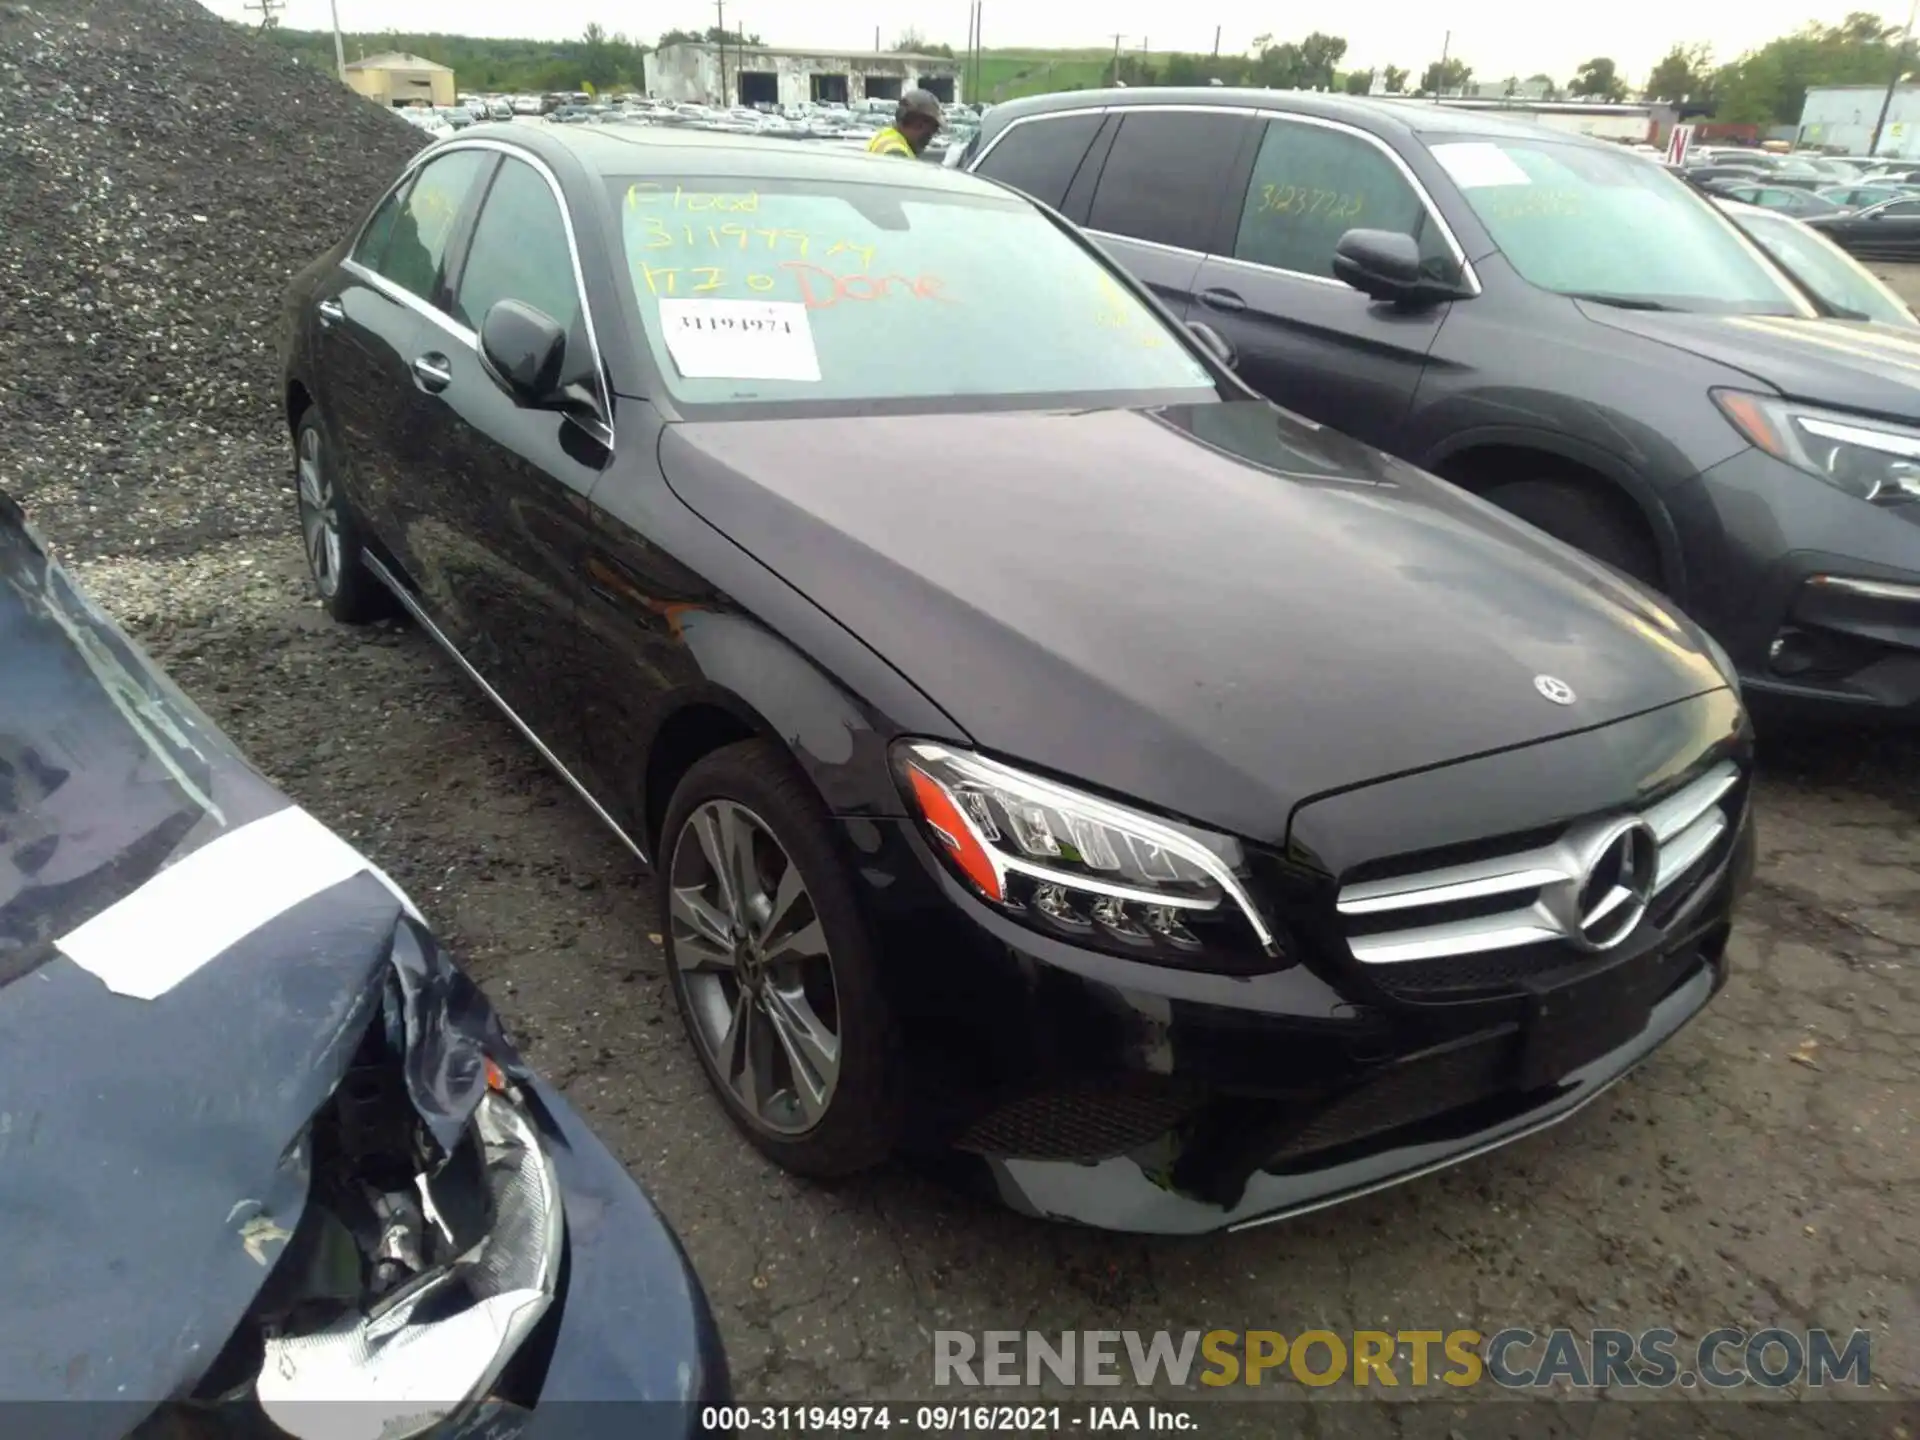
left=1337, top=761, right=1742, bottom=968
left=1653, top=809, right=1727, bottom=896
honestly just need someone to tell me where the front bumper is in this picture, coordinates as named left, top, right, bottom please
left=1689, top=447, right=1920, bottom=719
left=847, top=790, right=1752, bottom=1236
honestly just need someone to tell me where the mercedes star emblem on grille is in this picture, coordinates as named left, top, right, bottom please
left=1534, top=674, right=1576, bottom=705
left=1566, top=820, right=1659, bottom=951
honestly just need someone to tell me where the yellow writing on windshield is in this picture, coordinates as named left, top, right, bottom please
left=626, top=182, right=761, bottom=213
left=1481, top=189, right=1580, bottom=221
left=634, top=258, right=949, bottom=308
left=1093, top=271, right=1168, bottom=349
left=630, top=212, right=876, bottom=270
left=1257, top=183, right=1365, bottom=221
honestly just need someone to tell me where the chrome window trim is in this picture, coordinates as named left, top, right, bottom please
left=971, top=104, right=1481, bottom=297
left=357, top=138, right=614, bottom=444
left=362, top=551, right=649, bottom=866
left=1083, top=227, right=1204, bottom=262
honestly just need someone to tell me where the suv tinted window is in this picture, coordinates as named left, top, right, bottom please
left=1881, top=198, right=1920, bottom=216
left=1232, top=119, right=1447, bottom=278
left=1087, top=111, right=1245, bottom=252
left=972, top=114, right=1102, bottom=209
left=452, top=158, right=581, bottom=333
left=374, top=149, right=490, bottom=302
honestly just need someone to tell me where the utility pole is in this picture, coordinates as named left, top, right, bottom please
left=1435, top=28, right=1450, bottom=101
left=1212, top=25, right=1221, bottom=57
left=328, top=0, right=345, bottom=79
left=1110, top=32, right=1124, bottom=85
left=242, top=0, right=281, bottom=30
left=1870, top=0, right=1919, bottom=157
left=972, top=3, right=983, bottom=104
left=715, top=0, right=728, bottom=106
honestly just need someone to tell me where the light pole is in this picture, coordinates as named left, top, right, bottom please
left=1869, top=0, right=1919, bottom=157
left=328, top=0, right=346, bottom=79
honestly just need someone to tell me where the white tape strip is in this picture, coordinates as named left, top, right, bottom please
left=56, top=806, right=405, bottom=1000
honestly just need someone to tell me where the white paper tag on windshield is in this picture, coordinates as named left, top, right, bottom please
left=658, top=298, right=820, bottom=382
left=1431, top=141, right=1532, bottom=189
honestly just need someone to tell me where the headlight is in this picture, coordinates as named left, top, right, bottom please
left=893, top=741, right=1280, bottom=968
left=255, top=1086, right=563, bottom=1440
left=1714, top=389, right=1920, bottom=505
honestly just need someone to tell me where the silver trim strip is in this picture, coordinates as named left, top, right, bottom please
left=1654, top=810, right=1728, bottom=895
left=362, top=551, right=650, bottom=866
left=347, top=138, right=615, bottom=447
left=1807, top=574, right=1920, bottom=603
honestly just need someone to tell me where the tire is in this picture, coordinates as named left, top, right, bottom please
left=1481, top=477, right=1663, bottom=591
left=293, top=409, right=395, bottom=624
left=658, top=739, right=902, bottom=1177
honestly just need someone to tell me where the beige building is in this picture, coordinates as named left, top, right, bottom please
left=344, top=52, right=455, bottom=109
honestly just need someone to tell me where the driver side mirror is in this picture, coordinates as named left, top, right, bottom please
left=479, top=299, right=567, bottom=405
left=1333, top=228, right=1469, bottom=309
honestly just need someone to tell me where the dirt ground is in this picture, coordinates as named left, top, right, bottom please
left=1871, top=261, right=1920, bottom=309
left=49, top=519, right=1917, bottom=1412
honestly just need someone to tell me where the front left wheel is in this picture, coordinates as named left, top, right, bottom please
left=294, top=410, right=394, bottom=624
left=658, top=740, right=902, bottom=1178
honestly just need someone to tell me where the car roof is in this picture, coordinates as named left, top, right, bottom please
left=978, top=86, right=1629, bottom=149
left=455, top=121, right=995, bottom=195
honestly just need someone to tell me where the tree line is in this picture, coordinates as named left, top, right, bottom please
left=255, top=11, right=1908, bottom=124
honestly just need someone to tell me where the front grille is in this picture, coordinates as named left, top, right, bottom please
left=955, top=1081, right=1197, bottom=1162
left=1335, top=761, right=1742, bottom=998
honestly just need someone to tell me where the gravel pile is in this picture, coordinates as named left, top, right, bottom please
left=0, top=0, right=420, bottom=561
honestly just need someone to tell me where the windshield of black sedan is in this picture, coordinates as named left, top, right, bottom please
left=611, top=177, right=1216, bottom=405
left=1428, top=137, right=1812, bottom=316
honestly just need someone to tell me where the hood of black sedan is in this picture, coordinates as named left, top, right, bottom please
left=660, top=401, right=1727, bottom=844
left=1581, top=305, right=1920, bottom=421
left=0, top=496, right=498, bottom=1413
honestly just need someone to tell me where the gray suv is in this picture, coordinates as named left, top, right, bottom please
left=960, top=88, right=1920, bottom=722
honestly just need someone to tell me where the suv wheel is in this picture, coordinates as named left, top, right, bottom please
left=659, top=740, right=902, bottom=1177
left=294, top=411, right=394, bottom=623
left=1483, top=477, right=1662, bottom=590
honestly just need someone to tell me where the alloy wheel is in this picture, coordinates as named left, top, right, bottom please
left=296, top=425, right=343, bottom=599
left=669, top=799, right=842, bottom=1135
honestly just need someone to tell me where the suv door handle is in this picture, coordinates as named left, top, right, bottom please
left=411, top=353, right=453, bottom=393
left=1198, top=288, right=1248, bottom=314
left=316, top=298, right=345, bottom=327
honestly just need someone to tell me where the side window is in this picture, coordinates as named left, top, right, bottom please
left=352, top=180, right=409, bottom=271
left=1086, top=111, right=1247, bottom=252
left=972, top=114, right=1103, bottom=209
left=451, top=158, right=582, bottom=334
left=1231, top=120, right=1446, bottom=279
left=1881, top=199, right=1920, bottom=217
left=373, top=149, right=491, bottom=303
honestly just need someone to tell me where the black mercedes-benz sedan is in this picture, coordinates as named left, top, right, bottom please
left=0, top=492, right=726, bottom=1424
left=280, top=124, right=1755, bottom=1234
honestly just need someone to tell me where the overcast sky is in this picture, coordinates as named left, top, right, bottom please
left=194, top=0, right=1905, bottom=88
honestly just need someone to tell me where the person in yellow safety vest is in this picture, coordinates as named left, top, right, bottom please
left=867, top=88, right=944, bottom=159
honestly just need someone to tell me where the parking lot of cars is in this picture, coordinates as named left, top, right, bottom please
left=4, top=0, right=1920, bottom=1416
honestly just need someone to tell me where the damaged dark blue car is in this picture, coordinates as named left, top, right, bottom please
left=0, top=490, right=727, bottom=1435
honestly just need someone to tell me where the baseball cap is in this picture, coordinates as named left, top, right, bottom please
left=897, top=89, right=945, bottom=127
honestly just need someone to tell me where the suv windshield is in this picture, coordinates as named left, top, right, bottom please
left=1429, top=137, right=1810, bottom=316
left=611, top=177, right=1217, bottom=409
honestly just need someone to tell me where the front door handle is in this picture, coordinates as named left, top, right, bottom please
left=316, top=298, right=345, bottom=327
left=1198, top=288, right=1248, bottom=314
left=411, top=353, right=453, bottom=393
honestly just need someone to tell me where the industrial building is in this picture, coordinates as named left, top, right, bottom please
left=1797, top=84, right=1919, bottom=157
left=643, top=42, right=963, bottom=108
left=343, top=51, right=456, bottom=108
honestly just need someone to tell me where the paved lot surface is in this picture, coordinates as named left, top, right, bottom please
left=37, top=518, right=1914, bottom=1412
